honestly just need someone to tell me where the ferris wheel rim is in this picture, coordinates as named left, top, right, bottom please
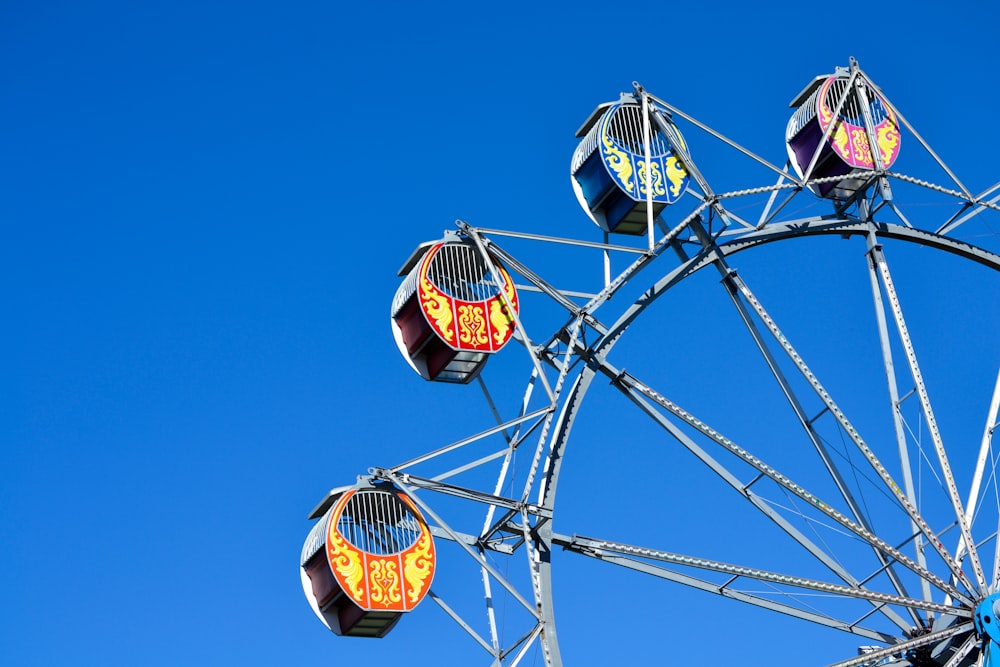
left=530, top=217, right=1000, bottom=666
left=538, top=218, right=1000, bottom=512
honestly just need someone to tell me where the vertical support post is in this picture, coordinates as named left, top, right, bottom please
left=870, top=241, right=988, bottom=592
left=641, top=92, right=655, bottom=252
left=865, top=230, right=933, bottom=610
left=480, top=553, right=502, bottom=657
left=603, top=231, right=611, bottom=289
left=853, top=64, right=895, bottom=205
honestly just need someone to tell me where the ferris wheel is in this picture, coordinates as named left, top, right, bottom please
left=301, top=58, right=1000, bottom=666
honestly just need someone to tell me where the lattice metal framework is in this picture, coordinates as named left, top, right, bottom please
left=307, top=58, right=1000, bottom=667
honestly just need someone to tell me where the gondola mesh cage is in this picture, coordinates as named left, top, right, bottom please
left=391, top=241, right=507, bottom=316
left=335, top=489, right=423, bottom=556
left=786, top=76, right=893, bottom=142
left=571, top=102, right=682, bottom=175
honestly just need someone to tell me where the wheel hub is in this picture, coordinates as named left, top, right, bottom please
left=976, top=594, right=1000, bottom=643
left=975, top=594, right=1000, bottom=667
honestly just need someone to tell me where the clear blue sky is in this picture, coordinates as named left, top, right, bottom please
left=3, top=1, right=1000, bottom=665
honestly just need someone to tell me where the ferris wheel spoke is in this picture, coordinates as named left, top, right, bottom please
left=682, top=219, right=924, bottom=622
left=582, top=371, right=946, bottom=634
left=967, top=371, right=1000, bottom=542
left=383, top=474, right=543, bottom=620
left=823, top=621, right=975, bottom=667
left=427, top=588, right=502, bottom=657
left=864, top=232, right=935, bottom=606
left=556, top=533, right=969, bottom=619
left=937, top=182, right=1000, bottom=236
left=868, top=241, right=988, bottom=592
left=723, top=264, right=978, bottom=594
left=552, top=533, right=906, bottom=644
left=603, top=365, right=973, bottom=610
left=388, top=406, right=553, bottom=473
left=964, top=374, right=1000, bottom=588
left=941, top=633, right=981, bottom=667
left=975, top=369, right=1000, bottom=591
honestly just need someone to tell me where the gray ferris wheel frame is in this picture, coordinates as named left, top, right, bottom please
left=333, top=60, right=1000, bottom=666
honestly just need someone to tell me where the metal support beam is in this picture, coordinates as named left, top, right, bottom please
left=869, top=241, right=988, bottom=592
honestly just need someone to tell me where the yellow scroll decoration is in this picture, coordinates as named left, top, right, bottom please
left=819, top=81, right=851, bottom=164
left=489, top=299, right=512, bottom=346
left=602, top=132, right=635, bottom=195
left=419, top=274, right=454, bottom=343
left=327, top=531, right=365, bottom=603
left=851, top=127, right=872, bottom=166
left=403, top=530, right=434, bottom=605
left=833, top=123, right=849, bottom=161
left=490, top=270, right=518, bottom=347
left=637, top=159, right=666, bottom=197
left=457, top=304, right=488, bottom=346
left=368, top=558, right=402, bottom=608
left=665, top=156, right=687, bottom=198
left=877, top=120, right=899, bottom=167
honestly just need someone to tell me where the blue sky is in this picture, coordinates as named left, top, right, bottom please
left=4, top=1, right=1000, bottom=665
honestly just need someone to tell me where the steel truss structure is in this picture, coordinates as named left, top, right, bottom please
left=336, top=60, right=1000, bottom=666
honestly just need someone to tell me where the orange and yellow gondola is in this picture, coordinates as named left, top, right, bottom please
left=391, top=235, right=518, bottom=384
left=301, top=484, right=436, bottom=638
